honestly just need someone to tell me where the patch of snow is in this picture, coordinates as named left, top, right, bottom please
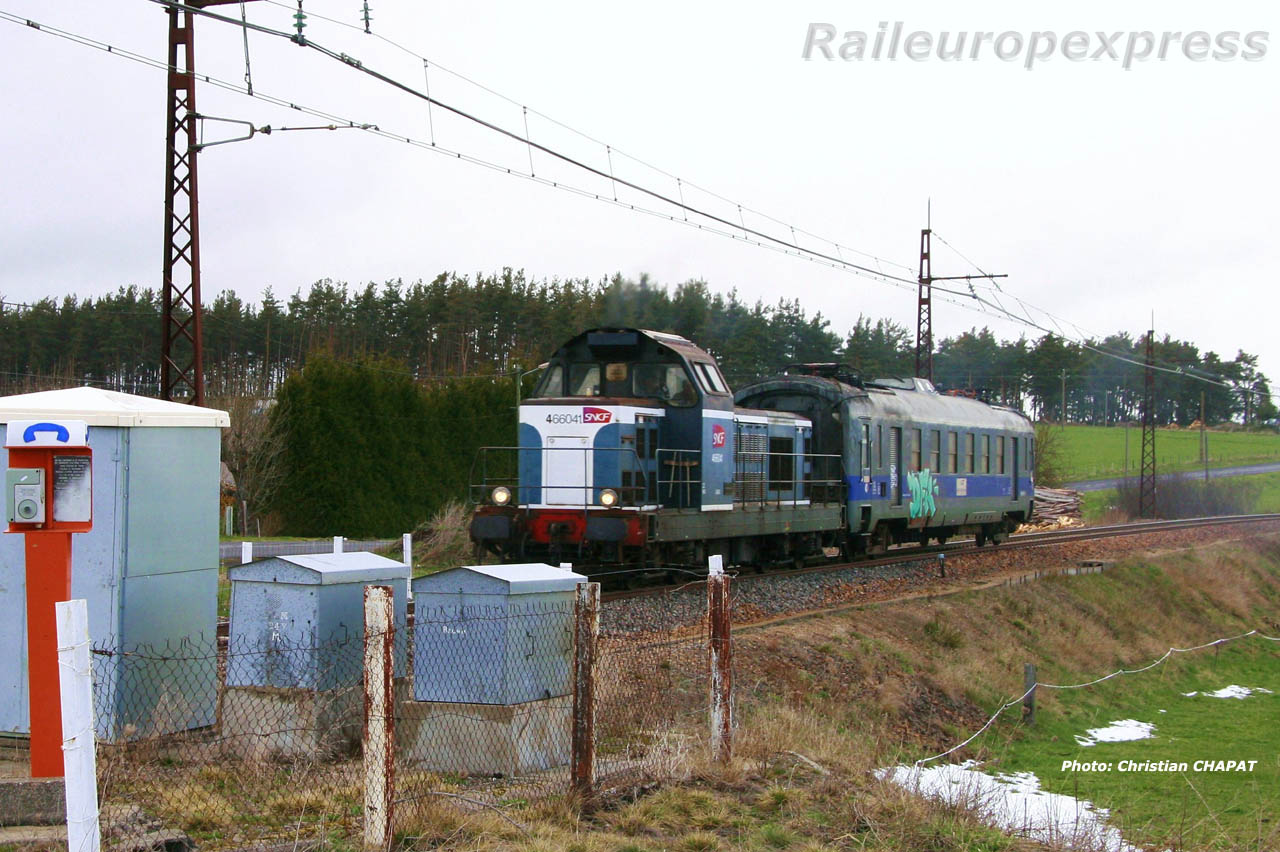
left=876, top=762, right=1145, bottom=852
left=1075, top=719, right=1156, bottom=747
left=1182, top=685, right=1274, bottom=699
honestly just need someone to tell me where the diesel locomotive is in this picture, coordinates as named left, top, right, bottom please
left=469, top=327, right=1034, bottom=574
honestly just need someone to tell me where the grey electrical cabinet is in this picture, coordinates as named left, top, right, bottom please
left=410, top=564, right=586, bottom=705
left=227, top=552, right=410, bottom=691
left=0, top=387, right=228, bottom=739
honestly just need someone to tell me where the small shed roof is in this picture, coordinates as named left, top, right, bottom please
left=0, top=387, right=230, bottom=428
left=230, top=551, right=410, bottom=585
left=414, top=563, right=587, bottom=595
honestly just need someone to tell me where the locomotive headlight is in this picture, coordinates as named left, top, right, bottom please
left=491, top=486, right=512, bottom=506
left=599, top=488, right=619, bottom=508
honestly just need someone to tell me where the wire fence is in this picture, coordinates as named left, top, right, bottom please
left=82, top=580, right=729, bottom=851
left=914, top=627, right=1280, bottom=766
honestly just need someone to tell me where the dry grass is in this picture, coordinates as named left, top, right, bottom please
left=102, top=534, right=1280, bottom=852
left=412, top=499, right=477, bottom=573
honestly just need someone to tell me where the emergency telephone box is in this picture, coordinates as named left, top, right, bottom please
left=0, top=387, right=228, bottom=740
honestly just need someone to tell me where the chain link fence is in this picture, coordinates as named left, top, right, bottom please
left=79, top=577, right=732, bottom=851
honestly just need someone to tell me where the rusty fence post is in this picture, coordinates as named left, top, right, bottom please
left=1023, top=663, right=1036, bottom=725
left=708, top=555, right=732, bottom=762
left=363, top=585, right=395, bottom=851
left=571, top=581, right=601, bottom=804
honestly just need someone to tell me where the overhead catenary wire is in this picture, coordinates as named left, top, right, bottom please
left=254, top=0, right=916, bottom=276
left=3, top=8, right=1273, bottom=407
left=931, top=230, right=1274, bottom=402
left=149, top=0, right=921, bottom=288
left=0, top=8, right=937, bottom=298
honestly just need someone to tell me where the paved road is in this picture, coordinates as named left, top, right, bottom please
left=219, top=538, right=400, bottom=562
left=1064, top=461, right=1280, bottom=492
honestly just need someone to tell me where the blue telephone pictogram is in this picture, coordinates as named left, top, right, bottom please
left=22, top=422, right=71, bottom=444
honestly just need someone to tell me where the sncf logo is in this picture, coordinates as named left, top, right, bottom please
left=711, top=424, right=726, bottom=448
left=583, top=407, right=613, bottom=424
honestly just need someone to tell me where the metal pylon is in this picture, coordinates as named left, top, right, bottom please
left=915, top=228, right=932, bottom=381
left=161, top=5, right=205, bottom=404
left=1138, top=330, right=1157, bottom=518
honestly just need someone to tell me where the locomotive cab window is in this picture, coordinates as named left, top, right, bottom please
left=633, top=363, right=698, bottom=405
left=692, top=362, right=729, bottom=395
left=533, top=364, right=564, bottom=398
left=569, top=364, right=601, bottom=396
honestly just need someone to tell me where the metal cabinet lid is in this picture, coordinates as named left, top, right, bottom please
left=230, top=552, right=410, bottom=585
left=0, top=387, right=229, bottom=428
left=413, top=563, right=587, bottom=596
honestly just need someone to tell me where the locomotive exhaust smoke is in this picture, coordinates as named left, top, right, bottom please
left=801, top=23, right=1270, bottom=69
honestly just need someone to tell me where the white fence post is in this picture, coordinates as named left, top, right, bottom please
left=403, top=533, right=414, bottom=601
left=334, top=535, right=344, bottom=554
left=56, top=600, right=101, bottom=852
left=707, top=555, right=732, bottom=763
left=363, top=585, right=395, bottom=851
left=240, top=541, right=252, bottom=564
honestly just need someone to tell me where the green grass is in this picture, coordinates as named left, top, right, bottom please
left=1055, top=425, right=1280, bottom=482
left=990, top=643, right=1280, bottom=850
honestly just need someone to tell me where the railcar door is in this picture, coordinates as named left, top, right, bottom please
left=1011, top=436, right=1021, bottom=500
left=889, top=427, right=902, bottom=506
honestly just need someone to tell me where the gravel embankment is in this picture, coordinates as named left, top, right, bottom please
left=601, top=519, right=1280, bottom=635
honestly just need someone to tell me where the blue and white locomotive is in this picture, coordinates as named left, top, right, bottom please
left=470, top=328, right=1034, bottom=573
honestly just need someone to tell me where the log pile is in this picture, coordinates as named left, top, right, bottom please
left=1029, top=486, right=1084, bottom=528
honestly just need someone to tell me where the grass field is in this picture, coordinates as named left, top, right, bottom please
left=992, top=642, right=1278, bottom=850
left=1055, top=425, right=1280, bottom=483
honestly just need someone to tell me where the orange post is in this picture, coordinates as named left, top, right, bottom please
left=6, top=428, right=93, bottom=780
left=24, top=532, right=73, bottom=777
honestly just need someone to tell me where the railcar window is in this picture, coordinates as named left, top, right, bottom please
left=861, top=423, right=871, bottom=471
left=997, top=435, right=1006, bottom=474
left=948, top=432, right=958, bottom=473
left=930, top=429, right=941, bottom=472
left=965, top=434, right=975, bottom=473
left=1029, top=438, right=1034, bottom=471
left=533, top=365, right=564, bottom=398
left=983, top=434, right=991, bottom=473
left=912, top=428, right=922, bottom=471
left=569, top=364, right=601, bottom=396
left=878, top=425, right=884, bottom=468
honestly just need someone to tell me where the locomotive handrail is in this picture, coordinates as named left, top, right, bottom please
left=469, top=445, right=653, bottom=508
left=733, top=450, right=844, bottom=507
left=470, top=445, right=844, bottom=510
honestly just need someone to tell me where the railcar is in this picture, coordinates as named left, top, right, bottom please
left=469, top=328, right=1034, bottom=575
left=736, top=365, right=1035, bottom=553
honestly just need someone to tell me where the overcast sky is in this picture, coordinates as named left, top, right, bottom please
left=2, top=0, right=1277, bottom=387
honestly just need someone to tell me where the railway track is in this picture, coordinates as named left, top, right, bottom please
left=602, top=513, right=1280, bottom=602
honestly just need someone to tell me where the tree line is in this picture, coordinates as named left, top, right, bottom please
left=2, top=272, right=1273, bottom=426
